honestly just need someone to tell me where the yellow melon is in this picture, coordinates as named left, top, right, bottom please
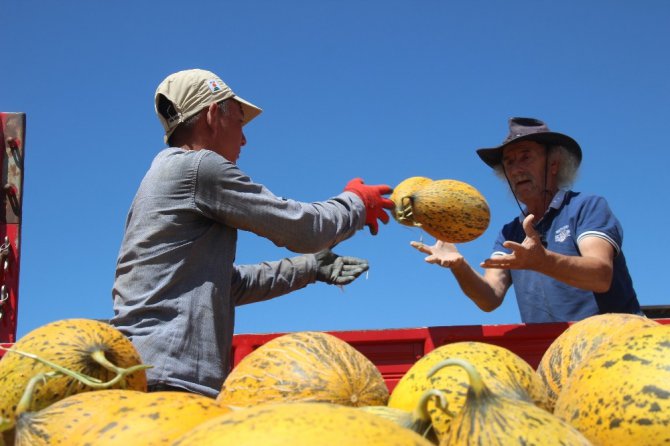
left=170, top=402, right=434, bottom=446
left=409, top=179, right=490, bottom=243
left=431, top=358, right=591, bottom=445
left=536, top=313, right=659, bottom=412
left=554, top=324, right=670, bottom=445
left=359, top=388, right=443, bottom=443
left=217, top=331, right=388, bottom=407
left=14, top=389, right=232, bottom=446
left=0, top=319, right=147, bottom=433
left=388, top=341, right=547, bottom=441
left=390, top=176, right=433, bottom=226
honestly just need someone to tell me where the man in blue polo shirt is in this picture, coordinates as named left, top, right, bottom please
left=411, top=117, right=641, bottom=323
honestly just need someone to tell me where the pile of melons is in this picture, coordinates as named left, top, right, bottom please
left=0, top=314, right=668, bottom=445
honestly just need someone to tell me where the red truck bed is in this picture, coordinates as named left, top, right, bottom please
left=231, top=318, right=670, bottom=392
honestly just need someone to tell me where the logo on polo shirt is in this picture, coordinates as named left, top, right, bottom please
left=555, top=225, right=571, bottom=243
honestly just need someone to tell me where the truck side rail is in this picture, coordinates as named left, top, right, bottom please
left=231, top=319, right=670, bottom=392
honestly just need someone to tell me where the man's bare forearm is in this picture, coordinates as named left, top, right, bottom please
left=533, top=250, right=613, bottom=293
left=451, top=260, right=505, bottom=312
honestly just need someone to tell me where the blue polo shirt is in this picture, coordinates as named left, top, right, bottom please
left=493, top=190, right=640, bottom=323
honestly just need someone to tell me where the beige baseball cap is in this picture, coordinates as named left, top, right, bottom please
left=154, top=68, right=262, bottom=143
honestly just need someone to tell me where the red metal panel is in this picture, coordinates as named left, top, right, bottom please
left=427, top=322, right=571, bottom=369
left=231, top=319, right=670, bottom=392
left=0, top=112, right=25, bottom=346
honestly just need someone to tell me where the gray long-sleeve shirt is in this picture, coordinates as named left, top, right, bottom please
left=111, top=147, right=365, bottom=397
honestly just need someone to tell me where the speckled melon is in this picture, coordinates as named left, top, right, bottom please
left=0, top=319, right=147, bottom=432
left=431, top=358, right=591, bottom=446
left=409, top=179, right=490, bottom=243
left=554, top=324, right=670, bottom=445
left=388, top=341, right=547, bottom=441
left=14, top=389, right=233, bottom=446
left=536, top=313, right=659, bottom=412
left=170, top=402, right=434, bottom=446
left=390, top=176, right=433, bottom=226
left=217, top=331, right=388, bottom=407
left=359, top=388, right=442, bottom=443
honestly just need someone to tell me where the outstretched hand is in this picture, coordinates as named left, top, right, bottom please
left=480, top=214, right=547, bottom=270
left=343, top=178, right=394, bottom=235
left=410, top=239, right=464, bottom=268
left=315, top=249, right=369, bottom=285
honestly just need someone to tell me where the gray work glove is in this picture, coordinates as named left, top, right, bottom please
left=314, top=249, right=369, bottom=285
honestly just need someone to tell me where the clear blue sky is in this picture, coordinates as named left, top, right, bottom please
left=3, top=1, right=669, bottom=338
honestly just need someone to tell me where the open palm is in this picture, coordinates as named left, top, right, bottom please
left=410, top=240, right=463, bottom=268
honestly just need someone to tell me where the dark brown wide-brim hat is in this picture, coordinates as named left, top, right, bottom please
left=476, top=117, right=582, bottom=168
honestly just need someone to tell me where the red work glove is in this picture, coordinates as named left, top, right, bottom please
left=344, top=178, right=394, bottom=235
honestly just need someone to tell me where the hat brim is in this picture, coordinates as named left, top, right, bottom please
left=476, top=132, right=582, bottom=168
left=234, top=96, right=262, bottom=126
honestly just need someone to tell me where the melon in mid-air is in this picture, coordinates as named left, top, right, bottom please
left=392, top=177, right=490, bottom=243
left=390, top=176, right=433, bottom=227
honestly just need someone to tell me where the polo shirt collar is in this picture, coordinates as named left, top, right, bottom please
left=517, top=189, right=569, bottom=223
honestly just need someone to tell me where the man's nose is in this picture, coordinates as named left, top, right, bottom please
left=241, top=132, right=247, bottom=147
left=506, top=162, right=523, bottom=175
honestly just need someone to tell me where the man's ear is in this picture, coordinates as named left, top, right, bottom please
left=205, top=102, right=219, bottom=128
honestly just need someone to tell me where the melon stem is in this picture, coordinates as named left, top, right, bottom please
left=0, top=346, right=150, bottom=389
left=414, top=388, right=453, bottom=420
left=14, top=371, right=59, bottom=417
left=427, top=358, right=486, bottom=397
left=399, top=197, right=414, bottom=222
left=90, top=350, right=130, bottom=376
left=412, top=388, right=450, bottom=441
left=0, top=345, right=151, bottom=422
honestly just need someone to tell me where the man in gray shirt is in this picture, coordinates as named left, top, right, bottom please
left=111, top=69, right=393, bottom=397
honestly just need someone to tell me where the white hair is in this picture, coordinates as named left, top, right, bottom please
left=492, top=144, right=580, bottom=189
